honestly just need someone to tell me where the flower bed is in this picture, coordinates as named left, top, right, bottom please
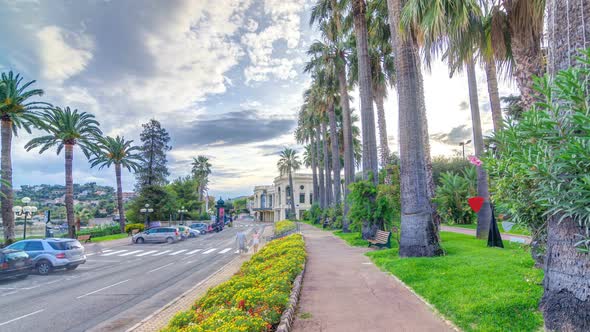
left=274, top=220, right=296, bottom=236
left=162, top=233, right=306, bottom=332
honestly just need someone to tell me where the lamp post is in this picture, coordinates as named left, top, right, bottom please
left=459, top=139, right=472, bottom=159
left=13, top=197, right=37, bottom=240
left=177, top=206, right=187, bottom=225
left=139, top=203, right=154, bottom=227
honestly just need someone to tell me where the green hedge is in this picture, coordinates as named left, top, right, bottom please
left=162, top=234, right=306, bottom=332
left=77, top=224, right=121, bottom=238
left=125, top=223, right=145, bottom=234
left=274, top=220, right=296, bottom=235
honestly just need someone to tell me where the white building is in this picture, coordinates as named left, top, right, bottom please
left=252, top=173, right=314, bottom=222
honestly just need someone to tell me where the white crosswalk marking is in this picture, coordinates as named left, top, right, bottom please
left=218, top=248, right=232, bottom=254
left=136, top=250, right=158, bottom=256
left=152, top=250, right=172, bottom=256
left=185, top=249, right=202, bottom=255
left=102, top=249, right=113, bottom=253
left=235, top=250, right=240, bottom=254
left=119, top=250, right=143, bottom=256
left=102, top=250, right=127, bottom=256
left=202, top=248, right=217, bottom=254
left=169, top=249, right=187, bottom=255
left=86, top=253, right=95, bottom=256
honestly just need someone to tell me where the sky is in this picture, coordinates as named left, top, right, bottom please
left=0, top=0, right=517, bottom=198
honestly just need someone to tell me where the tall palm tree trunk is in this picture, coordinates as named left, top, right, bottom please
left=328, top=102, right=342, bottom=205
left=465, top=58, right=492, bottom=238
left=374, top=85, right=390, bottom=172
left=321, top=121, right=333, bottom=206
left=485, top=60, right=503, bottom=132
left=310, top=136, right=319, bottom=205
left=288, top=171, right=297, bottom=219
left=315, top=126, right=326, bottom=209
left=65, top=144, right=75, bottom=238
left=352, top=0, right=379, bottom=184
left=115, top=163, right=126, bottom=233
left=1, top=119, right=15, bottom=243
left=387, top=0, right=442, bottom=257
left=338, top=64, right=354, bottom=231
left=541, top=2, right=590, bottom=329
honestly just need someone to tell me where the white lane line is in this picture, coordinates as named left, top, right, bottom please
left=148, top=262, right=174, bottom=273
left=169, top=249, right=187, bottom=256
left=102, top=250, right=128, bottom=256
left=0, top=309, right=45, bottom=326
left=1, top=290, right=18, bottom=297
left=118, top=250, right=143, bottom=256
left=202, top=248, right=217, bottom=254
left=152, top=250, right=172, bottom=256
left=136, top=250, right=158, bottom=257
left=86, top=253, right=95, bottom=256
left=185, top=249, right=202, bottom=255
left=102, top=249, right=113, bottom=253
left=218, top=248, right=232, bottom=254
left=76, top=279, right=130, bottom=299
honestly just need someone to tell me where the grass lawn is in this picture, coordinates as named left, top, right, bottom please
left=445, top=222, right=531, bottom=236
left=367, top=232, right=543, bottom=332
left=333, top=230, right=370, bottom=247
left=89, top=233, right=128, bottom=242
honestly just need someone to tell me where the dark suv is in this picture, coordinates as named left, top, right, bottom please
left=0, top=249, right=33, bottom=280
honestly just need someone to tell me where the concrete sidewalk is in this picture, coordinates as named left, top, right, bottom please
left=292, top=224, right=454, bottom=332
left=441, top=225, right=531, bottom=244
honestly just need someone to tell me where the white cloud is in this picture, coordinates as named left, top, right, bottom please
left=36, top=25, right=94, bottom=82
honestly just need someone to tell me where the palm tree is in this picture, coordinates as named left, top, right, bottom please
left=25, top=107, right=101, bottom=238
left=402, top=0, right=494, bottom=239
left=386, top=0, right=443, bottom=257
left=351, top=0, right=379, bottom=183
left=277, top=148, right=301, bottom=219
left=0, top=72, right=48, bottom=244
left=296, top=104, right=319, bottom=205
left=540, top=2, right=590, bottom=329
left=89, top=136, right=142, bottom=233
left=191, top=155, right=211, bottom=213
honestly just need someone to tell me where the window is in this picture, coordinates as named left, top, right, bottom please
left=299, top=193, right=305, bottom=204
left=310, top=193, right=313, bottom=204
left=25, top=241, right=44, bottom=251
left=8, top=242, right=26, bottom=250
left=49, top=240, right=82, bottom=250
left=286, top=186, right=291, bottom=197
left=300, top=185, right=304, bottom=190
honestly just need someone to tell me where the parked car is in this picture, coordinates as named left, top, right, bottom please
left=7, top=239, right=86, bottom=275
left=189, top=223, right=208, bottom=234
left=177, top=226, right=191, bottom=240
left=187, top=228, right=200, bottom=238
left=132, top=227, right=181, bottom=244
left=0, top=249, right=33, bottom=280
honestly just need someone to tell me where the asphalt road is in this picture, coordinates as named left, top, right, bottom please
left=0, top=220, right=262, bottom=332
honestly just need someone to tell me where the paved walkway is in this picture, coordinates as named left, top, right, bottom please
left=441, top=225, right=531, bottom=244
left=292, top=224, right=455, bottom=332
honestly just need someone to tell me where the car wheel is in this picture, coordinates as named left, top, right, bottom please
left=36, top=260, right=53, bottom=275
left=66, top=265, right=78, bottom=271
left=135, top=237, right=145, bottom=244
left=166, top=237, right=174, bottom=244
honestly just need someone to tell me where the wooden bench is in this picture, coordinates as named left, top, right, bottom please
left=77, top=234, right=92, bottom=243
left=368, top=230, right=391, bottom=249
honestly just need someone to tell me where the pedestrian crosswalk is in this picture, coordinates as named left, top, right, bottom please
left=89, top=247, right=235, bottom=258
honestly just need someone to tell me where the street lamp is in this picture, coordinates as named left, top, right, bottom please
left=139, top=203, right=154, bottom=226
left=459, top=139, right=472, bottom=159
left=177, top=206, right=187, bottom=225
left=13, top=197, right=37, bottom=240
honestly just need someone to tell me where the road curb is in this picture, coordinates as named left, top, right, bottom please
left=276, top=255, right=306, bottom=332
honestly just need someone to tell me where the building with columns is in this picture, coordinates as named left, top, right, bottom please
left=251, top=173, right=313, bottom=222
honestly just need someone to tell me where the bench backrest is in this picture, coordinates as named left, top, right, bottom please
left=375, top=230, right=390, bottom=243
left=77, top=234, right=91, bottom=240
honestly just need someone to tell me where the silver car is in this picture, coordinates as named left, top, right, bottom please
left=7, top=238, right=86, bottom=275
left=132, top=227, right=181, bottom=244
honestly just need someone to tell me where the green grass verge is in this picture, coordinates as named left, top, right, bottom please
left=366, top=232, right=543, bottom=332
left=444, top=222, right=531, bottom=236
left=332, top=230, right=371, bottom=247
left=90, top=233, right=128, bottom=242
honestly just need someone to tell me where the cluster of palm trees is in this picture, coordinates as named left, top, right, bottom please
left=296, top=0, right=550, bottom=256
left=0, top=71, right=142, bottom=242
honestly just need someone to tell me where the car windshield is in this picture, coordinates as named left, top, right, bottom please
left=48, top=240, right=83, bottom=250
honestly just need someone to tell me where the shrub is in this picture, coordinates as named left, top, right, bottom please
left=77, top=224, right=122, bottom=238
left=434, top=167, right=477, bottom=225
left=307, top=203, right=321, bottom=224
left=125, top=223, right=145, bottom=234
left=432, top=156, right=472, bottom=186
left=163, top=234, right=306, bottom=331
left=274, top=220, right=296, bottom=235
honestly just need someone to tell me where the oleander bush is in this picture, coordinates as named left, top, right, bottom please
left=162, top=234, right=306, bottom=332
left=274, top=220, right=296, bottom=235
left=125, top=223, right=145, bottom=234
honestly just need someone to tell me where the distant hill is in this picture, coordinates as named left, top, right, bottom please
left=15, top=182, right=115, bottom=204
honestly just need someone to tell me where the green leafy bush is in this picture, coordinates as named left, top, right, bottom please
left=274, top=220, right=296, bottom=235
left=434, top=167, right=477, bottom=225
left=77, top=224, right=122, bottom=238
left=307, top=203, right=321, bottom=224
left=125, top=223, right=145, bottom=234
left=162, top=234, right=306, bottom=332
left=432, top=156, right=472, bottom=186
